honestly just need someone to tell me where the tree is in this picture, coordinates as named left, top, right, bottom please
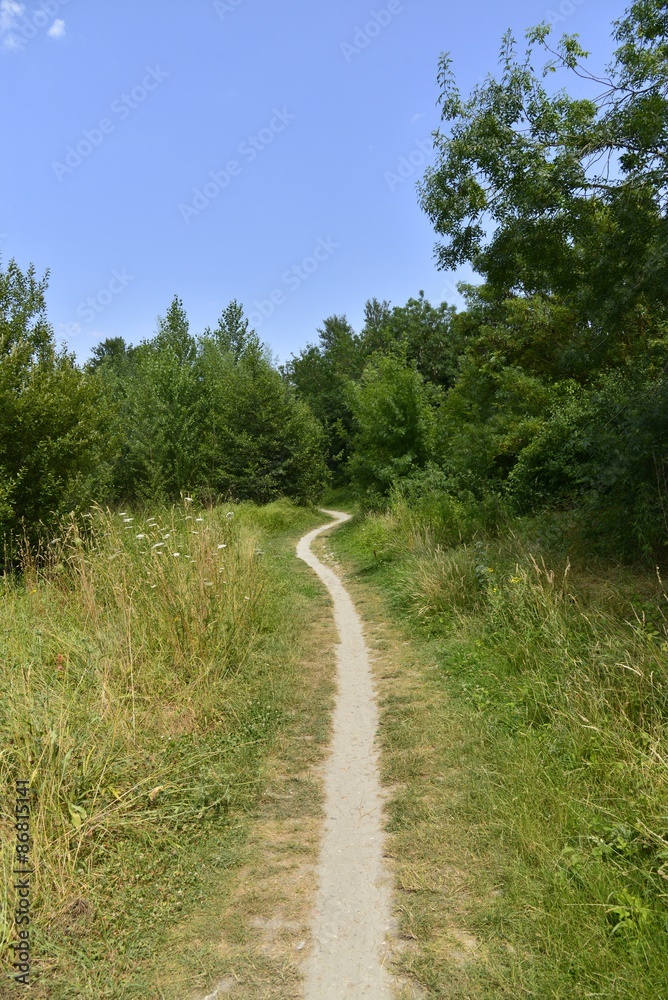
left=0, top=259, right=111, bottom=540
left=199, top=332, right=328, bottom=503
left=418, top=0, right=668, bottom=339
left=284, top=315, right=364, bottom=478
left=347, top=355, right=441, bottom=500
left=359, top=291, right=462, bottom=388
left=206, top=299, right=258, bottom=361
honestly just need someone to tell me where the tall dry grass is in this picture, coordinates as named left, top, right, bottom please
left=0, top=500, right=276, bottom=972
left=335, top=505, right=668, bottom=994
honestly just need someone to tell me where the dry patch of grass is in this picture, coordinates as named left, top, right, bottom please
left=327, top=512, right=668, bottom=998
left=0, top=500, right=334, bottom=998
left=152, top=608, right=337, bottom=999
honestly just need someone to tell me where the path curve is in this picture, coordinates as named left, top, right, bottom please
left=297, top=510, right=394, bottom=999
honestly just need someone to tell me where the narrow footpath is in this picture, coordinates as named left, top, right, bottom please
left=296, top=510, right=395, bottom=999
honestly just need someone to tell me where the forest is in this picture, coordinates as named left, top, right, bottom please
left=2, top=0, right=667, bottom=563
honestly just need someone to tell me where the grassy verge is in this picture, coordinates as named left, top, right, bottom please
left=0, top=499, right=335, bottom=998
left=327, top=508, right=668, bottom=998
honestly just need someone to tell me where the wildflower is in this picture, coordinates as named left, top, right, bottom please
left=509, top=576, right=522, bottom=584
left=195, top=517, right=204, bottom=522
left=225, top=511, right=234, bottom=519
left=204, top=581, right=213, bottom=587
left=244, top=596, right=250, bottom=601
left=184, top=496, right=193, bottom=503
left=135, top=533, right=146, bottom=540
left=217, top=544, right=227, bottom=550
left=172, top=552, right=181, bottom=557
left=162, top=533, right=171, bottom=539
left=123, top=517, right=133, bottom=523
left=152, top=542, right=166, bottom=549
left=51, top=538, right=61, bottom=544
left=150, top=584, right=157, bottom=589
left=119, top=512, right=127, bottom=516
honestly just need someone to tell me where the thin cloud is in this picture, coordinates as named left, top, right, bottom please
left=411, top=112, right=426, bottom=123
left=47, top=17, right=64, bottom=38
left=0, top=0, right=25, bottom=50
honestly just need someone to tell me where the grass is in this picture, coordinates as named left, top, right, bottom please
left=0, top=498, right=335, bottom=998
left=328, top=505, right=668, bottom=998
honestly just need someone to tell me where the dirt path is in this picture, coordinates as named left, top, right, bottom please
left=296, top=510, right=395, bottom=999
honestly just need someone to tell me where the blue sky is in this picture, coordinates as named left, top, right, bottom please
left=1, top=0, right=626, bottom=363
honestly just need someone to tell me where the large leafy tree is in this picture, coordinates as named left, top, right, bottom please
left=418, top=0, right=668, bottom=341
left=347, top=355, right=441, bottom=500
left=0, top=259, right=111, bottom=539
left=284, top=315, right=364, bottom=478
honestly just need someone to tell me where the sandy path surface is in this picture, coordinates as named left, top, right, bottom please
left=296, top=510, right=394, bottom=999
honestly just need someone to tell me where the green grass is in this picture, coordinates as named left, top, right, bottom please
left=329, top=508, right=668, bottom=998
left=0, top=499, right=328, bottom=998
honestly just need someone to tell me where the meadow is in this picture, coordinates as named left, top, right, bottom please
left=0, top=499, right=330, bottom=998
left=329, top=501, right=668, bottom=998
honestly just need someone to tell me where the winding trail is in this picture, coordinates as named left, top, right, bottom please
left=296, top=510, right=394, bottom=999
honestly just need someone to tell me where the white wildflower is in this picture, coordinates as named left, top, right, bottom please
left=172, top=552, right=180, bottom=557
left=152, top=542, right=166, bottom=549
left=195, top=517, right=204, bottom=522
left=184, top=496, right=193, bottom=503
left=162, top=533, right=171, bottom=539
left=135, top=533, right=146, bottom=540
left=225, top=511, right=234, bottom=519
left=123, top=517, right=133, bottom=523
left=217, top=544, right=227, bottom=550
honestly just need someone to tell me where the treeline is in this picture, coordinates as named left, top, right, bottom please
left=0, top=273, right=326, bottom=543
left=287, top=0, right=668, bottom=560
left=2, top=0, right=666, bottom=561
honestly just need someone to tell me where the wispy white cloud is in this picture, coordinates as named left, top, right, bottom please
left=47, top=17, right=65, bottom=38
left=1, top=3, right=67, bottom=50
left=0, top=0, right=25, bottom=49
left=47, top=17, right=64, bottom=38
left=411, top=112, right=425, bottom=123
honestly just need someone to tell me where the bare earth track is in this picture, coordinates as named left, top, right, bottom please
left=296, top=511, right=395, bottom=999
